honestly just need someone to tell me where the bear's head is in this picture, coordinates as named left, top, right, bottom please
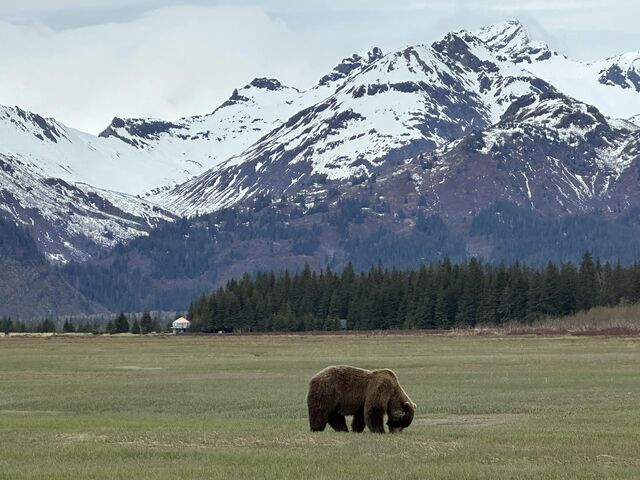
left=387, top=400, right=416, bottom=433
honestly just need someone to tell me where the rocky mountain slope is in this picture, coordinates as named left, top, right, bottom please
left=153, top=23, right=640, bottom=218
left=392, top=91, right=640, bottom=220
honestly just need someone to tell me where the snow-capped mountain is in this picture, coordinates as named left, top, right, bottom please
left=98, top=78, right=304, bottom=195
left=0, top=104, right=179, bottom=194
left=0, top=46, right=386, bottom=195
left=0, top=79, right=305, bottom=195
left=97, top=50, right=387, bottom=195
left=155, top=21, right=640, bottom=218
left=2, top=19, right=640, bottom=266
left=153, top=30, right=558, bottom=216
left=475, top=19, right=640, bottom=119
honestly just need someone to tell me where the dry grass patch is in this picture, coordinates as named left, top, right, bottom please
left=416, top=413, right=524, bottom=427
left=495, top=304, right=640, bottom=335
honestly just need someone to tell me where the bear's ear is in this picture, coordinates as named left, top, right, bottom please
left=402, top=401, right=415, bottom=411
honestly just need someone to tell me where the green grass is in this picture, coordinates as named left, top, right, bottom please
left=0, top=334, right=639, bottom=479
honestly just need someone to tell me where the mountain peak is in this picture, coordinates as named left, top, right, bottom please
left=98, top=117, right=181, bottom=147
left=247, top=77, right=287, bottom=91
left=475, top=19, right=528, bottom=47
left=219, top=77, right=298, bottom=110
left=474, top=19, right=555, bottom=64
left=318, top=47, right=384, bottom=86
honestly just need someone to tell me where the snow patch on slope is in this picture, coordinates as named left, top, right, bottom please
left=0, top=153, right=174, bottom=262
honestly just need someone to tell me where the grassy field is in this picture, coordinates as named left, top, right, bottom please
left=0, top=334, right=639, bottom=479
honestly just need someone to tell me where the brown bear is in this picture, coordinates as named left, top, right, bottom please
left=307, top=365, right=416, bottom=433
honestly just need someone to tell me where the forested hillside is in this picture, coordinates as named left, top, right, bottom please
left=0, top=216, right=105, bottom=317
left=58, top=194, right=640, bottom=315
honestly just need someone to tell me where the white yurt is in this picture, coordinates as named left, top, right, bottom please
left=171, top=317, right=191, bottom=334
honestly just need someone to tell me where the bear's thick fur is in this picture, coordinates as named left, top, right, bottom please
left=307, top=365, right=416, bottom=433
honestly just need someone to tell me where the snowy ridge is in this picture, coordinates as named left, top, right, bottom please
left=318, top=47, right=384, bottom=86
left=475, top=20, right=640, bottom=119
left=0, top=78, right=318, bottom=196
left=0, top=104, right=199, bottom=194
left=597, top=52, right=640, bottom=91
left=98, top=78, right=305, bottom=194
left=94, top=51, right=387, bottom=196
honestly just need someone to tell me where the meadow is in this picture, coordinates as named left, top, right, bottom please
left=0, top=333, right=638, bottom=479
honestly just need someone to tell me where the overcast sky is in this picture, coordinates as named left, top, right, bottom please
left=0, top=0, right=638, bottom=133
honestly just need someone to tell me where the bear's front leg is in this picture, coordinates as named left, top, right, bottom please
left=352, top=407, right=365, bottom=433
left=364, top=405, right=386, bottom=433
left=308, top=404, right=329, bottom=431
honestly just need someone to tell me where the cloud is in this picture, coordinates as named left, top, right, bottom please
left=0, top=4, right=346, bottom=133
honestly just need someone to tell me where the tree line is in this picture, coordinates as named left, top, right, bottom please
left=187, top=253, right=640, bottom=332
left=0, top=312, right=166, bottom=335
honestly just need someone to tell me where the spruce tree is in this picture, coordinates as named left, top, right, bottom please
left=433, top=288, right=449, bottom=328
left=62, top=319, right=75, bottom=333
left=456, top=259, right=483, bottom=327
left=114, top=313, right=129, bottom=333
left=526, top=272, right=544, bottom=322
left=477, top=279, right=497, bottom=325
left=540, top=262, right=561, bottom=316
left=558, top=262, right=578, bottom=315
left=509, top=273, right=529, bottom=321
left=39, top=319, right=56, bottom=333
left=140, top=311, right=153, bottom=334
left=577, top=252, right=598, bottom=311
left=130, top=319, right=141, bottom=334
left=0, top=316, right=13, bottom=334
left=106, top=320, right=116, bottom=334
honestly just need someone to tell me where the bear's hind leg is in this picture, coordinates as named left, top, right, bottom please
left=351, top=407, right=365, bottom=432
left=328, top=411, right=349, bottom=432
